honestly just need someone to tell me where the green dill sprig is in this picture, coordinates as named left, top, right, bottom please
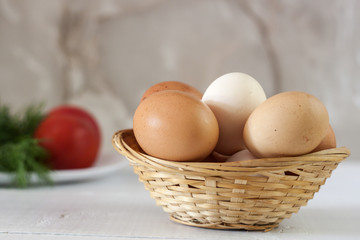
left=0, top=103, right=52, bottom=187
left=0, top=104, right=45, bottom=144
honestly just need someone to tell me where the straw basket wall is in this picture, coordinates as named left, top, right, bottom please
left=112, top=129, right=350, bottom=231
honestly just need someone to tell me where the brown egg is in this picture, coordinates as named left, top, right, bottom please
left=203, top=153, right=221, bottom=162
left=133, top=90, right=219, bottom=162
left=210, top=151, right=230, bottom=162
left=141, top=81, right=202, bottom=102
left=312, top=124, right=336, bottom=152
left=243, top=91, right=329, bottom=158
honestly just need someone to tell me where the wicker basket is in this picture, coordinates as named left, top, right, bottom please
left=112, top=129, right=350, bottom=231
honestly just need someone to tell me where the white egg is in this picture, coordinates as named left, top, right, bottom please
left=202, top=72, right=266, bottom=155
left=226, top=149, right=256, bottom=162
left=226, top=150, right=262, bottom=176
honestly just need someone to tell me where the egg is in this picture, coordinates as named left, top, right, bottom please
left=210, top=151, right=230, bottom=162
left=312, top=124, right=336, bottom=152
left=133, top=90, right=219, bottom=162
left=226, top=150, right=256, bottom=163
left=202, top=72, right=266, bottom=155
left=141, top=81, right=202, bottom=102
left=203, top=153, right=222, bottom=162
left=243, top=91, right=329, bottom=158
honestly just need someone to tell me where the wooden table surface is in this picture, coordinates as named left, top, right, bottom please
left=1, top=154, right=359, bottom=240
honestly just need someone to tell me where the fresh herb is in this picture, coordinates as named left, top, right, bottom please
left=0, top=104, right=51, bottom=187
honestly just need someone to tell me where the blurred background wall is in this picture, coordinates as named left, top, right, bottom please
left=0, top=0, right=359, bottom=159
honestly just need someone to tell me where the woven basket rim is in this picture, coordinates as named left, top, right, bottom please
left=112, top=129, right=350, bottom=173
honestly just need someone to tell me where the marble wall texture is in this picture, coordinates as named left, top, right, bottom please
left=0, top=0, right=359, bottom=159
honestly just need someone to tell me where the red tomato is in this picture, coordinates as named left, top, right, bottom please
left=34, top=105, right=101, bottom=170
left=48, top=106, right=100, bottom=136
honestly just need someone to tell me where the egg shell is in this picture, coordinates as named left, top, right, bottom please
left=226, top=149, right=257, bottom=163
left=203, top=152, right=222, bottom=162
left=243, top=91, right=329, bottom=158
left=141, top=81, right=202, bottom=102
left=133, top=90, right=219, bottom=162
left=312, top=124, right=336, bottom=152
left=210, top=151, right=230, bottom=162
left=225, top=150, right=263, bottom=175
left=202, top=72, right=266, bottom=155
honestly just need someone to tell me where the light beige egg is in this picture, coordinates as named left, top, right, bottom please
left=243, top=91, right=329, bottom=158
left=133, top=90, right=219, bottom=162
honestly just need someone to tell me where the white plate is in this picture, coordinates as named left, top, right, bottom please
left=0, top=154, right=128, bottom=185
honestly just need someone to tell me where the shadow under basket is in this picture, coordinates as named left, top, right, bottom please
left=112, top=129, right=350, bottom=232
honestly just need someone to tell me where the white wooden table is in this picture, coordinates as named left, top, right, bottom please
left=1, top=155, right=359, bottom=240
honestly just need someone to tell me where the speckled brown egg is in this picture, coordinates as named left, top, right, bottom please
left=243, top=91, right=329, bottom=158
left=133, top=90, right=219, bottom=162
left=312, top=124, right=336, bottom=152
left=141, top=81, right=202, bottom=102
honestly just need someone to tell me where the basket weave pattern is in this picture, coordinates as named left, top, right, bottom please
left=112, top=129, right=350, bottom=231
